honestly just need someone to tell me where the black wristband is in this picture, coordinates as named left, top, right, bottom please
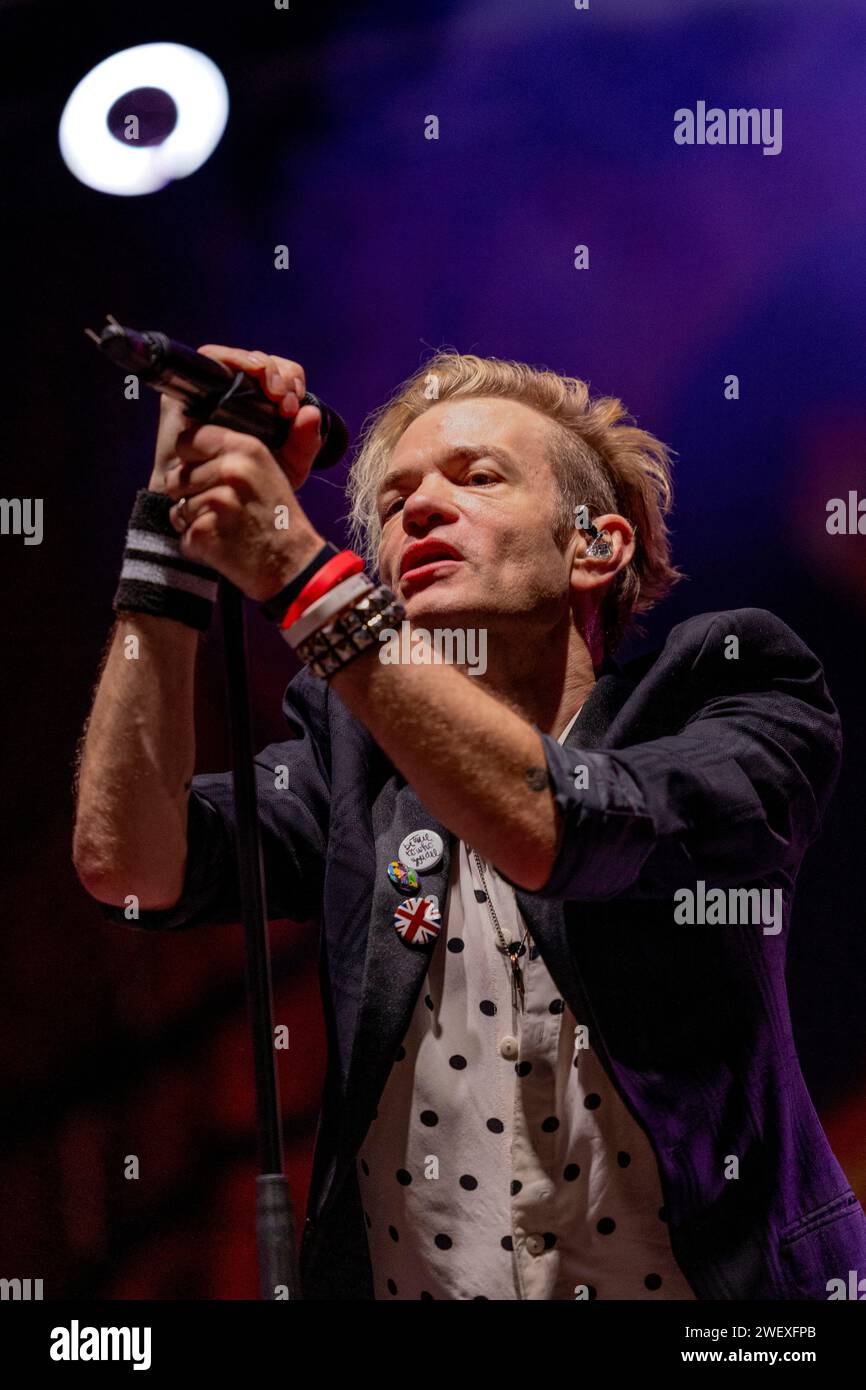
left=258, top=541, right=339, bottom=623
left=113, top=488, right=220, bottom=632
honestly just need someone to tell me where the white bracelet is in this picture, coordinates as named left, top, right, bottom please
left=281, top=572, right=375, bottom=649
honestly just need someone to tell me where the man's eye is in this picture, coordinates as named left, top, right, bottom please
left=382, top=471, right=497, bottom=519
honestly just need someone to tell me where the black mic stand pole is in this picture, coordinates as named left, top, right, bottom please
left=219, top=575, right=301, bottom=1300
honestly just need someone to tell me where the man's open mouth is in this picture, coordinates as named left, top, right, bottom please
left=400, top=556, right=463, bottom=588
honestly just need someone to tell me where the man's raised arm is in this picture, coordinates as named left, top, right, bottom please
left=72, top=612, right=200, bottom=909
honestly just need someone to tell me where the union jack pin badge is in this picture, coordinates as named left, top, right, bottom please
left=393, top=895, right=441, bottom=947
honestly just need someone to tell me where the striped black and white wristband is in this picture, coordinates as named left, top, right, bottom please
left=112, top=488, right=220, bottom=631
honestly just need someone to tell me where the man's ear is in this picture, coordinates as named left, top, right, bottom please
left=598, top=516, right=635, bottom=566
left=571, top=514, right=635, bottom=590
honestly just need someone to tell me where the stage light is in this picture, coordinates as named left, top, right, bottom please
left=58, top=42, right=229, bottom=196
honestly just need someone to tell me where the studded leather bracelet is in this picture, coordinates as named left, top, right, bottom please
left=295, top=585, right=407, bottom=680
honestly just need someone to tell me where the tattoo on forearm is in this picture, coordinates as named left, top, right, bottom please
left=524, top=765, right=550, bottom=792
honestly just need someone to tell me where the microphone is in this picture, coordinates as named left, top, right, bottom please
left=85, top=314, right=349, bottom=472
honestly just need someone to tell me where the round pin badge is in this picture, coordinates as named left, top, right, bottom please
left=393, top=895, right=441, bottom=947
left=398, top=829, right=444, bottom=873
left=387, top=859, right=420, bottom=890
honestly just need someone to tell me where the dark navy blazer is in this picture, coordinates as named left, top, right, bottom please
left=95, top=606, right=866, bottom=1299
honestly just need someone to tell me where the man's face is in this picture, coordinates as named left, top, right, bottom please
left=376, top=396, right=572, bottom=631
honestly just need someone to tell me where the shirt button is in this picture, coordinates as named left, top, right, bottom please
left=525, top=1234, right=545, bottom=1256
left=499, top=1035, right=519, bottom=1060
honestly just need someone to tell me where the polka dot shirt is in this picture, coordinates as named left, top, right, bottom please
left=357, top=708, right=697, bottom=1300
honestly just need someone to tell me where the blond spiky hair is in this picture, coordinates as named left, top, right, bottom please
left=345, top=351, right=684, bottom=654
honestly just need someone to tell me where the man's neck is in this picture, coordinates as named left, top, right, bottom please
left=466, top=617, right=598, bottom=736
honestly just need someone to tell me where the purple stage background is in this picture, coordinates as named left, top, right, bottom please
left=1, top=0, right=864, bottom=1297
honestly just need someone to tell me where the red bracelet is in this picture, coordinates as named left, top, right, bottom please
left=279, top=550, right=366, bottom=630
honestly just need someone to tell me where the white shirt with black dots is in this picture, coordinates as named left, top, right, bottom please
left=357, top=707, right=697, bottom=1301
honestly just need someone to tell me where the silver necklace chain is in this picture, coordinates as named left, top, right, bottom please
left=470, top=848, right=529, bottom=1013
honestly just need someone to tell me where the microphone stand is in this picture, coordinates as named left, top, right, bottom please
left=86, top=317, right=351, bottom=1298
left=219, top=576, right=300, bottom=1300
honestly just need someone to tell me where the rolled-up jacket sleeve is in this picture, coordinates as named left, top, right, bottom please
left=91, top=666, right=331, bottom=931
left=527, top=609, right=843, bottom=903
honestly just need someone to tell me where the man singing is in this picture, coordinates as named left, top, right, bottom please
left=72, top=345, right=866, bottom=1300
